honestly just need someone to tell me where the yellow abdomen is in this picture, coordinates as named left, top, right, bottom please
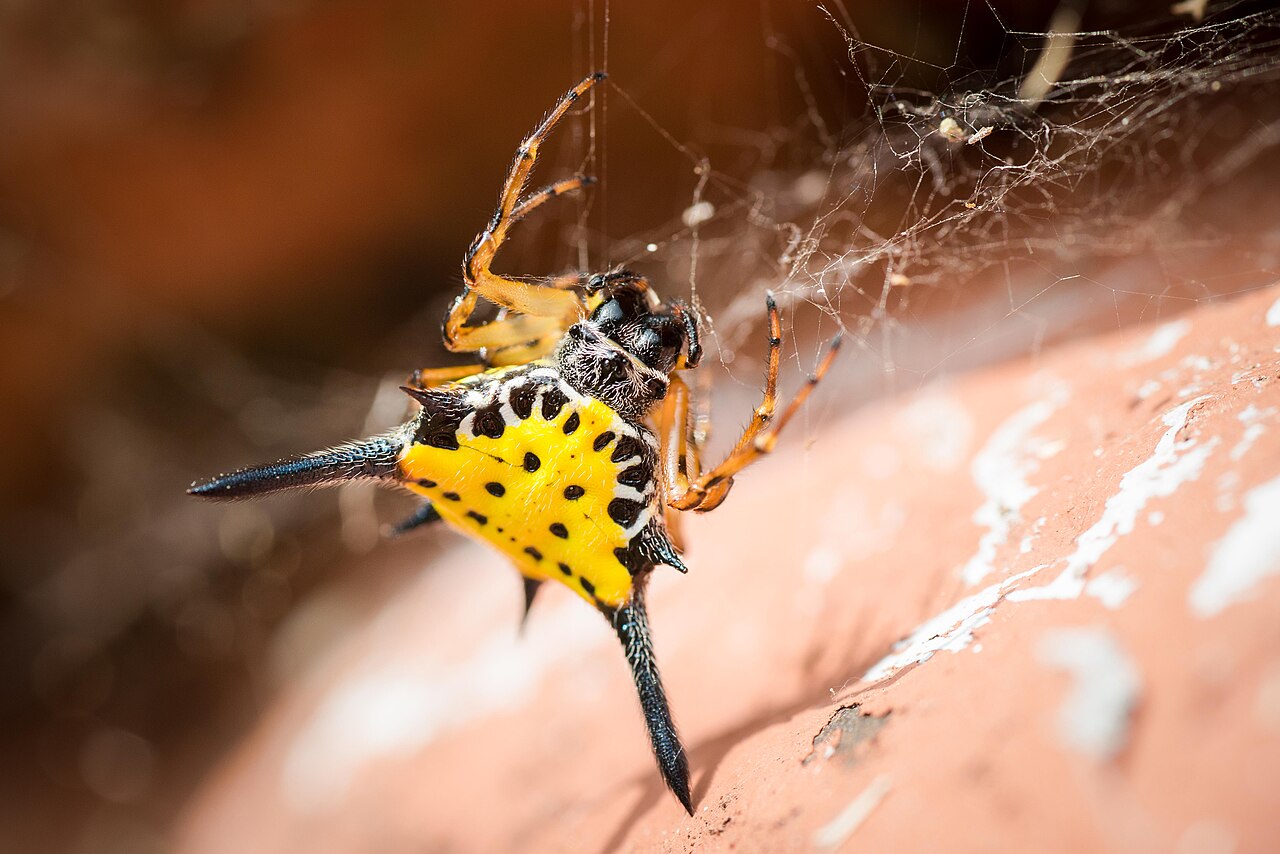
left=398, top=366, right=657, bottom=608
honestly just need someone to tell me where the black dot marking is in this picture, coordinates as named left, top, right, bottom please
left=617, top=465, right=650, bottom=487
left=484, top=482, right=505, bottom=497
left=580, top=577, right=596, bottom=596
left=509, top=384, right=536, bottom=420
left=608, top=497, right=642, bottom=528
left=563, top=485, right=585, bottom=500
left=611, top=435, right=644, bottom=463
left=562, top=412, right=580, bottom=434
left=442, top=491, right=461, bottom=501
left=524, top=546, right=543, bottom=561
left=593, top=431, right=616, bottom=452
left=557, top=562, right=572, bottom=576
left=497, top=527, right=504, bottom=533
left=523, top=452, right=541, bottom=472
left=466, top=510, right=488, bottom=525
left=549, top=523, right=568, bottom=539
left=413, top=478, right=437, bottom=488
left=472, top=405, right=505, bottom=439
left=541, top=387, right=568, bottom=420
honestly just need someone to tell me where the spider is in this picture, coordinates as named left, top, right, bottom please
left=189, top=73, right=840, bottom=814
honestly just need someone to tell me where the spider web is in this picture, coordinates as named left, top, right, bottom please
left=577, top=0, right=1280, bottom=407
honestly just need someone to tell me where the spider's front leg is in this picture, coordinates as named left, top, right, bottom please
left=663, top=294, right=841, bottom=513
left=444, top=74, right=606, bottom=358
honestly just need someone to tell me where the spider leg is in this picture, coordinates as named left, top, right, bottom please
left=446, top=310, right=566, bottom=352
left=668, top=295, right=841, bottom=513
left=406, top=363, right=489, bottom=390
left=444, top=74, right=605, bottom=354
left=656, top=374, right=696, bottom=496
left=653, top=374, right=699, bottom=549
left=510, top=174, right=595, bottom=224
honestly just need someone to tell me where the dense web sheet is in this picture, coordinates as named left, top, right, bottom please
left=582, top=2, right=1280, bottom=397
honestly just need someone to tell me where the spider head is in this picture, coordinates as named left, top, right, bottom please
left=555, top=270, right=701, bottom=419
left=584, top=270, right=702, bottom=371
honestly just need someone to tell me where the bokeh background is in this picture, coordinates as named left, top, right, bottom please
left=2, top=1, right=1278, bottom=851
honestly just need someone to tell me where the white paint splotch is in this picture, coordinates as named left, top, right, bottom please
left=960, top=385, right=1069, bottom=585
left=1038, top=627, right=1142, bottom=760
left=861, top=566, right=1046, bottom=683
left=1011, top=397, right=1217, bottom=602
left=1189, top=475, right=1280, bottom=618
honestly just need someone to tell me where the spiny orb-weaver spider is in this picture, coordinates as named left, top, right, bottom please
left=189, top=73, right=839, bottom=814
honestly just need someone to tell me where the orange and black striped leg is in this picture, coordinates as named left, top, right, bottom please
left=668, top=294, right=842, bottom=513
left=471, top=276, right=586, bottom=365
left=406, top=363, right=489, bottom=390
left=445, top=308, right=570, bottom=354
left=654, top=373, right=697, bottom=547
left=445, top=75, right=603, bottom=354
left=510, top=175, right=595, bottom=224
left=608, top=587, right=692, bottom=814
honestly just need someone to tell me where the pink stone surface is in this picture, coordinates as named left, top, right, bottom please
left=177, top=285, right=1280, bottom=852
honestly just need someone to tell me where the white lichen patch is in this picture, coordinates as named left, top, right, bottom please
left=1011, top=397, right=1217, bottom=602
left=1189, top=474, right=1280, bottom=618
left=813, top=774, right=892, bottom=848
left=280, top=574, right=604, bottom=812
left=960, top=385, right=1070, bottom=585
left=1118, top=318, right=1192, bottom=366
left=1038, top=627, right=1142, bottom=760
left=895, top=390, right=975, bottom=472
left=1229, top=403, right=1275, bottom=462
left=797, top=490, right=904, bottom=612
left=1085, top=568, right=1139, bottom=610
left=1266, top=293, right=1280, bottom=327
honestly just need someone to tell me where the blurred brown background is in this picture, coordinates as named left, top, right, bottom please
left=2, top=1, right=1277, bottom=851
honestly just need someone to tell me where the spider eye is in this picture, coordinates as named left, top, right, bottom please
left=596, top=299, right=625, bottom=326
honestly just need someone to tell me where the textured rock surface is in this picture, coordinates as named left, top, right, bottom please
left=178, top=285, right=1280, bottom=852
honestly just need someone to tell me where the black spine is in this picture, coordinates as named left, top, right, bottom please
left=187, top=434, right=403, bottom=500
left=612, top=589, right=692, bottom=814
left=389, top=501, right=442, bottom=537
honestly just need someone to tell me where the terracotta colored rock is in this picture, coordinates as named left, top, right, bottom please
left=177, top=285, right=1280, bottom=852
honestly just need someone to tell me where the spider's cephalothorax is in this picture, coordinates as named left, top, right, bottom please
left=556, top=270, right=701, bottom=420
left=188, top=74, right=839, bottom=815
